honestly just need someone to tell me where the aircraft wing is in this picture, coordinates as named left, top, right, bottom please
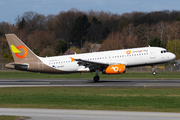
left=70, top=57, right=109, bottom=70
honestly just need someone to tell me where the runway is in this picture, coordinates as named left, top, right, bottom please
left=0, top=108, right=180, bottom=120
left=0, top=79, right=180, bottom=87
left=1, top=80, right=180, bottom=120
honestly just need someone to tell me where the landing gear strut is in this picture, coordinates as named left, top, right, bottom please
left=152, top=66, right=156, bottom=75
left=94, top=69, right=100, bottom=82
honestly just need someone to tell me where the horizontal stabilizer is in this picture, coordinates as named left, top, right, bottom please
left=5, top=63, right=29, bottom=70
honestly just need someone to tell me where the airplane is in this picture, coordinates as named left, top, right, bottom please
left=5, top=34, right=176, bottom=82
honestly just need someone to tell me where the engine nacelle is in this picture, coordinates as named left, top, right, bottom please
left=102, top=64, right=126, bottom=74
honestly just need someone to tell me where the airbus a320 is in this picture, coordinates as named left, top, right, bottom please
left=5, top=34, right=176, bottom=82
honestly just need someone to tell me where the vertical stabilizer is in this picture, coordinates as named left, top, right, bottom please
left=5, top=34, right=39, bottom=62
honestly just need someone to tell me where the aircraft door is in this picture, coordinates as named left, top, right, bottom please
left=38, top=60, right=44, bottom=70
left=108, top=55, right=111, bottom=61
left=150, top=48, right=156, bottom=59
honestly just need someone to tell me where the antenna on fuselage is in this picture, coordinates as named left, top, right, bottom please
left=148, top=45, right=151, bottom=47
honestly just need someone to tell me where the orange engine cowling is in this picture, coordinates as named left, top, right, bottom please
left=102, top=64, right=126, bottom=74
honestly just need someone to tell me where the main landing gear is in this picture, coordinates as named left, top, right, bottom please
left=151, top=66, right=156, bottom=75
left=93, top=69, right=100, bottom=82
left=94, top=76, right=100, bottom=82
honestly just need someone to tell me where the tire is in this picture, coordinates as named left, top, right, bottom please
left=94, top=76, right=100, bottom=82
left=152, top=71, right=156, bottom=75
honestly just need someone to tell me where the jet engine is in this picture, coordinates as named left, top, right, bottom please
left=102, top=64, right=126, bottom=74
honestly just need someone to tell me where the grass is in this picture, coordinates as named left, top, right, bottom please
left=0, top=115, right=20, bottom=120
left=0, top=87, right=180, bottom=112
left=0, top=71, right=180, bottom=112
left=0, top=71, right=180, bottom=79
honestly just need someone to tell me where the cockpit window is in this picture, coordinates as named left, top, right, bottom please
left=161, top=50, right=168, bottom=53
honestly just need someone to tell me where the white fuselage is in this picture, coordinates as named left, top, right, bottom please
left=39, top=47, right=176, bottom=73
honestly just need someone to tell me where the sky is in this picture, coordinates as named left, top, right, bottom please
left=1, top=0, right=180, bottom=24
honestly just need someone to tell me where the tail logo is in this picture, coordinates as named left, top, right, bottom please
left=11, top=45, right=28, bottom=59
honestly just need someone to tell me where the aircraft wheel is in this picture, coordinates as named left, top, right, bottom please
left=94, top=76, right=100, bottom=82
left=152, top=71, right=156, bottom=75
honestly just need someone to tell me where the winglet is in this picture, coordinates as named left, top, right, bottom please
left=70, top=57, right=75, bottom=62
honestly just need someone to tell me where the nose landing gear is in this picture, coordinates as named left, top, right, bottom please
left=152, top=66, right=156, bottom=75
left=152, top=71, right=156, bottom=75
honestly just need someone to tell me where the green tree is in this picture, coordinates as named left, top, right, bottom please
left=18, top=17, right=26, bottom=30
left=102, top=27, right=110, bottom=40
left=149, top=37, right=161, bottom=47
left=175, top=16, right=180, bottom=21
left=55, top=40, right=69, bottom=55
left=2, top=42, right=13, bottom=61
left=70, top=46, right=81, bottom=54
left=69, top=15, right=90, bottom=48
left=166, top=39, right=180, bottom=59
left=3, top=54, right=13, bottom=62
left=86, top=16, right=104, bottom=43
left=117, top=19, right=129, bottom=32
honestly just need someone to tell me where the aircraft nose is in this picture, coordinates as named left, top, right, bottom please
left=171, top=53, right=176, bottom=60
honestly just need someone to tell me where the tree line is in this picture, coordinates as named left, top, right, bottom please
left=1, top=8, right=180, bottom=61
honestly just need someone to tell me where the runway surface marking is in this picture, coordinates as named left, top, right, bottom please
left=0, top=79, right=180, bottom=87
left=0, top=108, right=180, bottom=120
